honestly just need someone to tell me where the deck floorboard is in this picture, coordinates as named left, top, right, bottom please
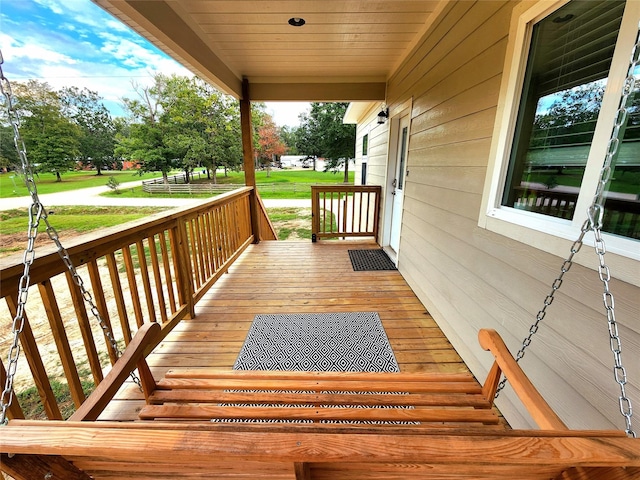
left=103, top=241, right=477, bottom=421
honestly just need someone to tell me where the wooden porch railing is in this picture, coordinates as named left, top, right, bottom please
left=311, top=185, right=381, bottom=242
left=0, top=187, right=264, bottom=420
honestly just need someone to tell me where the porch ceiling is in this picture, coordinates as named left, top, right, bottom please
left=91, top=0, right=443, bottom=101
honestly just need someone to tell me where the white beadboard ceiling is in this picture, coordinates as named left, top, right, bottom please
left=92, top=0, right=443, bottom=100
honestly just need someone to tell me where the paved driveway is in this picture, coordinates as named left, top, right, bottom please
left=1, top=180, right=310, bottom=211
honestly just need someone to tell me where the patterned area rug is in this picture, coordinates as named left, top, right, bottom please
left=348, top=249, right=397, bottom=271
left=234, top=312, right=399, bottom=372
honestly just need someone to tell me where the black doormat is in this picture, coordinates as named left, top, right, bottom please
left=234, top=312, right=399, bottom=372
left=348, top=249, right=397, bottom=271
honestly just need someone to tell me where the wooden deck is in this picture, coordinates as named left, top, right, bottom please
left=103, top=240, right=475, bottom=422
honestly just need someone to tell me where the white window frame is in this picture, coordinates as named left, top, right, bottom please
left=479, top=0, right=640, bottom=285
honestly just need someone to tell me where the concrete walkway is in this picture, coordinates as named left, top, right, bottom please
left=0, top=180, right=310, bottom=211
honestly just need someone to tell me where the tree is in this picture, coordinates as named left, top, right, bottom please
left=279, top=125, right=300, bottom=155
left=205, top=96, right=242, bottom=180
left=12, top=80, right=80, bottom=181
left=60, top=87, right=116, bottom=175
left=117, top=74, right=244, bottom=183
left=117, top=75, right=176, bottom=183
left=255, top=114, right=287, bottom=177
left=159, top=76, right=210, bottom=182
left=296, top=102, right=355, bottom=181
left=0, top=125, right=20, bottom=170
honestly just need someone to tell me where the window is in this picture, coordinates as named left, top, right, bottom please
left=483, top=0, right=639, bottom=266
left=362, top=134, right=369, bottom=156
left=361, top=162, right=368, bottom=185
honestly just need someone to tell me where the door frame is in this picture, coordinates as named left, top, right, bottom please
left=381, top=98, right=412, bottom=264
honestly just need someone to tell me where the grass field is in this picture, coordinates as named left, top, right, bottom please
left=0, top=170, right=158, bottom=198
left=104, top=169, right=355, bottom=200
left=0, top=206, right=170, bottom=255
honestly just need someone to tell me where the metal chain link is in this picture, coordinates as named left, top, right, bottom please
left=0, top=52, right=140, bottom=425
left=496, top=29, right=638, bottom=438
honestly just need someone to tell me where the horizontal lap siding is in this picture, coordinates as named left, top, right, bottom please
left=361, top=117, right=389, bottom=188
left=385, top=0, right=639, bottom=430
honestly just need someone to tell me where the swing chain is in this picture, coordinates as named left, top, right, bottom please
left=583, top=32, right=638, bottom=438
left=0, top=53, right=140, bottom=425
left=496, top=29, right=638, bottom=438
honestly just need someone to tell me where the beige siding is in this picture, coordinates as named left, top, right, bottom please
left=375, top=0, right=640, bottom=430
left=354, top=109, right=389, bottom=187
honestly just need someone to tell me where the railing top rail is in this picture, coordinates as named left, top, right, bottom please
left=0, top=187, right=253, bottom=295
left=311, top=185, right=382, bottom=192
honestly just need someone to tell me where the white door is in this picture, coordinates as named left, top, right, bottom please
left=389, top=115, right=409, bottom=253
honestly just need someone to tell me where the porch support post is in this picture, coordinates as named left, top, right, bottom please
left=240, top=78, right=261, bottom=243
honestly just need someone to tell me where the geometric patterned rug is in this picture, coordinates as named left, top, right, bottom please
left=348, top=249, right=397, bottom=271
left=234, top=312, right=399, bottom=372
left=227, top=312, right=411, bottom=425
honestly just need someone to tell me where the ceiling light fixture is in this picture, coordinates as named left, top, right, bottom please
left=288, top=17, right=306, bottom=27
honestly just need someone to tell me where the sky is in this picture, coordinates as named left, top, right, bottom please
left=0, top=0, right=309, bottom=127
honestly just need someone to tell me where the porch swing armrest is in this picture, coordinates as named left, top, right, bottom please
left=478, top=329, right=567, bottom=430
left=69, top=322, right=161, bottom=422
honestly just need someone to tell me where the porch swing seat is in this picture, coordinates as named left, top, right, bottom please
left=1, top=325, right=638, bottom=480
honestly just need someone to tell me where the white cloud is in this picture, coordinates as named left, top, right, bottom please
left=0, top=33, right=77, bottom=65
left=34, top=0, right=102, bottom=28
left=105, top=19, right=130, bottom=33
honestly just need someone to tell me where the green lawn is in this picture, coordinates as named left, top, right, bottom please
left=103, top=169, right=355, bottom=200
left=0, top=206, right=170, bottom=255
left=0, top=170, right=160, bottom=198
left=190, top=169, right=350, bottom=185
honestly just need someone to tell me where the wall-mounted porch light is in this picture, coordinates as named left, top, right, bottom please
left=377, top=107, right=389, bottom=125
left=288, top=17, right=306, bottom=27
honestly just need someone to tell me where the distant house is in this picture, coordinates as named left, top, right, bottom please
left=121, top=160, right=141, bottom=171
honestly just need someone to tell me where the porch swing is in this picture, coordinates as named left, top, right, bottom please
left=1, top=37, right=639, bottom=480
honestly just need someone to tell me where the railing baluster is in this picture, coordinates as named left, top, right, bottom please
left=136, top=239, right=156, bottom=323
left=203, top=212, right=214, bottom=277
left=194, top=217, right=207, bottom=283
left=87, top=260, right=118, bottom=365
left=187, top=219, right=201, bottom=290
left=122, top=245, right=144, bottom=329
left=221, top=203, right=231, bottom=260
left=6, top=293, right=63, bottom=420
left=148, top=235, right=168, bottom=324
left=106, top=252, right=132, bottom=345
left=176, top=216, right=195, bottom=318
left=64, top=270, right=103, bottom=385
left=210, top=207, right=221, bottom=270
left=38, top=279, right=85, bottom=408
left=158, top=231, right=177, bottom=315
left=351, top=191, right=357, bottom=233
